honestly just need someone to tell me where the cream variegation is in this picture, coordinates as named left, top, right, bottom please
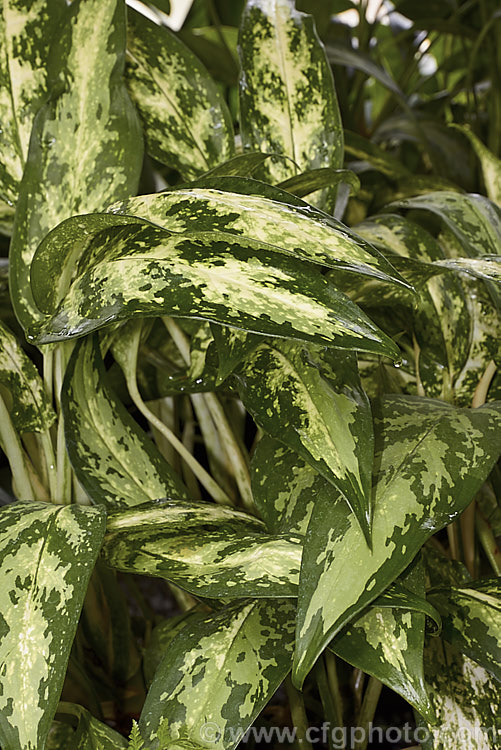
left=9, top=0, right=143, bottom=331
left=238, top=0, right=343, bottom=209
left=293, top=395, right=501, bottom=687
left=139, top=600, right=296, bottom=750
left=31, top=223, right=399, bottom=360
left=0, top=502, right=106, bottom=750
left=102, top=500, right=302, bottom=599
left=62, top=335, right=189, bottom=508
left=126, top=8, right=234, bottom=178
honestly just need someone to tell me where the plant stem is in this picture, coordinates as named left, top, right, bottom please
left=203, top=392, right=254, bottom=511
left=39, top=429, right=57, bottom=500
left=285, top=676, right=312, bottom=750
left=476, top=509, right=501, bottom=575
left=325, top=651, right=344, bottom=727
left=127, top=375, right=233, bottom=506
left=315, top=657, right=343, bottom=746
left=0, top=392, right=35, bottom=502
left=164, top=317, right=253, bottom=506
left=461, top=361, right=497, bottom=573
left=354, top=677, right=382, bottom=750
left=56, top=414, right=72, bottom=504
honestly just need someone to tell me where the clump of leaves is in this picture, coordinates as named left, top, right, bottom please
left=0, top=1, right=500, bottom=750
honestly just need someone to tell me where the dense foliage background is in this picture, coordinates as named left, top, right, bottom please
left=0, top=1, right=500, bottom=749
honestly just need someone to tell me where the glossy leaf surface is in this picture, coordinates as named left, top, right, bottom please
left=10, top=0, right=142, bottom=331
left=0, top=501, right=106, bottom=750
left=293, top=395, right=501, bottom=687
left=110, top=186, right=407, bottom=285
left=62, top=335, right=189, bottom=509
left=0, top=0, right=64, bottom=206
left=237, top=343, right=374, bottom=539
left=330, top=559, right=434, bottom=720
left=102, top=501, right=302, bottom=598
left=139, top=600, right=296, bottom=750
left=32, top=223, right=399, bottom=360
left=428, top=579, right=501, bottom=681
left=418, top=639, right=500, bottom=750
left=238, top=0, right=343, bottom=207
left=126, top=8, right=234, bottom=178
left=0, top=320, right=55, bottom=432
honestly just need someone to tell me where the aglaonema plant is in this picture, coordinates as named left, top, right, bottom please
left=0, top=1, right=500, bottom=749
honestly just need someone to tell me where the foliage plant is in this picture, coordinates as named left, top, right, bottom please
left=0, top=1, right=500, bottom=749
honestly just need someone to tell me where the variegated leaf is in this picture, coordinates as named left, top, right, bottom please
left=0, top=0, right=65, bottom=207
left=428, top=578, right=501, bottom=681
left=0, top=501, right=106, bottom=750
left=0, top=319, right=55, bottom=432
left=250, top=436, right=318, bottom=535
left=10, top=0, right=143, bottom=332
left=55, top=706, right=127, bottom=749
left=421, top=545, right=471, bottom=590
left=417, top=639, right=500, bottom=750
left=354, top=213, right=471, bottom=399
left=238, top=0, right=343, bottom=209
left=54, top=703, right=127, bottom=749
left=389, top=191, right=501, bottom=260
left=330, top=558, right=435, bottom=721
left=62, top=335, right=189, bottom=509
left=454, top=126, right=501, bottom=206
left=453, top=275, right=501, bottom=406
left=143, top=610, right=202, bottom=687
left=210, top=324, right=260, bottom=386
left=109, top=186, right=409, bottom=287
left=203, top=152, right=282, bottom=178
left=125, top=8, right=234, bottom=178
left=238, top=343, right=374, bottom=540
left=343, top=129, right=411, bottom=179
left=293, top=395, right=501, bottom=687
left=434, top=256, right=501, bottom=284
left=31, top=223, right=399, bottom=360
left=277, top=168, right=360, bottom=199
left=102, top=500, right=302, bottom=598
left=31, top=213, right=143, bottom=316
left=139, top=599, right=296, bottom=750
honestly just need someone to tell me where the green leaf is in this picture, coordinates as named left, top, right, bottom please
left=238, top=0, right=343, bottom=208
left=210, top=324, right=260, bottom=385
left=125, top=8, right=234, bottom=178
left=277, top=168, right=360, bottom=199
left=0, top=320, right=55, bottom=432
left=62, top=335, right=189, bottom=509
left=354, top=213, right=471, bottom=400
left=389, top=191, right=501, bottom=260
left=143, top=611, right=202, bottom=687
left=330, top=558, right=435, bottom=721
left=31, top=213, right=143, bottom=317
left=237, top=343, right=374, bottom=540
left=0, top=0, right=65, bottom=207
left=139, top=599, right=296, bottom=750
left=201, top=152, right=279, bottom=178
left=110, top=185, right=408, bottom=286
left=417, top=639, right=500, bottom=750
left=453, top=126, right=501, bottom=206
left=251, top=437, right=317, bottom=535
left=102, top=500, right=302, bottom=598
left=55, top=703, right=128, bottom=749
left=428, top=578, right=501, bottom=681
left=293, top=395, right=501, bottom=687
left=434, top=256, right=501, bottom=284
left=343, top=130, right=411, bottom=180
left=0, top=501, right=106, bottom=750
left=9, top=0, right=143, bottom=332
left=31, top=223, right=399, bottom=360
